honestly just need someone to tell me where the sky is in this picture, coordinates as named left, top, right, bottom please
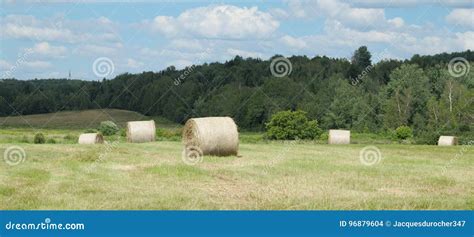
left=0, top=0, right=473, bottom=80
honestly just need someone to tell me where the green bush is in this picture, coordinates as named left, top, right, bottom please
left=20, top=135, right=30, bottom=143
left=98, top=121, right=119, bottom=136
left=63, top=134, right=77, bottom=141
left=458, top=124, right=470, bottom=132
left=415, top=131, right=439, bottom=145
left=156, top=128, right=181, bottom=141
left=395, top=125, right=413, bottom=140
left=34, top=133, right=46, bottom=144
left=265, top=110, right=322, bottom=140
left=119, top=128, right=127, bottom=137
left=319, top=132, right=329, bottom=142
left=46, top=138, right=57, bottom=144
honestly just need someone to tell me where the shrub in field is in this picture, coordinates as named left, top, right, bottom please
left=156, top=128, right=181, bottom=141
left=395, top=125, right=413, bottom=140
left=20, top=135, right=30, bottom=143
left=415, top=131, right=439, bottom=145
left=47, top=138, right=57, bottom=144
left=266, top=110, right=322, bottom=140
left=75, top=150, right=101, bottom=162
left=319, top=132, right=329, bottom=142
left=458, top=124, right=470, bottom=132
left=120, top=128, right=126, bottom=137
left=34, top=133, right=46, bottom=144
left=63, top=134, right=77, bottom=142
left=98, top=121, right=119, bottom=136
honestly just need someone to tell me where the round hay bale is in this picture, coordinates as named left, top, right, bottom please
left=78, top=133, right=104, bottom=144
left=126, top=120, right=156, bottom=143
left=438, top=136, right=458, bottom=146
left=183, top=117, right=238, bottom=156
left=328, top=129, right=350, bottom=144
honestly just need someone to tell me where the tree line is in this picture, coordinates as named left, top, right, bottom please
left=0, top=47, right=472, bottom=142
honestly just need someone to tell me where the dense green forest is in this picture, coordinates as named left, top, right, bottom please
left=1, top=47, right=473, bottom=141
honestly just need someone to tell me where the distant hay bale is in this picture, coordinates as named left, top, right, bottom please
left=438, top=136, right=458, bottom=146
left=328, top=129, right=350, bottom=144
left=183, top=117, right=239, bottom=156
left=78, top=133, right=104, bottom=144
left=126, top=120, right=156, bottom=143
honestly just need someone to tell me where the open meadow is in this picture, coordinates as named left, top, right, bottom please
left=0, top=110, right=472, bottom=210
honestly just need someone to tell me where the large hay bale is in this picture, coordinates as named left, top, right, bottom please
left=126, top=120, right=156, bottom=143
left=78, top=133, right=104, bottom=144
left=438, top=136, right=458, bottom=146
left=328, top=129, right=350, bottom=144
left=183, top=117, right=238, bottom=156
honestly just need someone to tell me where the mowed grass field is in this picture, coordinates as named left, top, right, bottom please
left=0, top=110, right=473, bottom=210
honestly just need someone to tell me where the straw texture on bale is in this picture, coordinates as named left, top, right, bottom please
left=438, top=136, right=458, bottom=146
left=78, top=133, right=104, bottom=144
left=126, top=120, right=156, bottom=143
left=183, top=117, right=239, bottom=156
left=328, top=129, right=350, bottom=144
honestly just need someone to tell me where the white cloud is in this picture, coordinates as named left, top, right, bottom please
left=166, top=59, right=194, bottom=69
left=280, top=35, right=308, bottom=49
left=146, top=5, right=279, bottom=39
left=388, top=17, right=405, bottom=28
left=274, top=0, right=472, bottom=60
left=3, top=2, right=472, bottom=79
left=139, top=47, right=160, bottom=58
left=3, top=22, right=76, bottom=42
left=126, top=58, right=144, bottom=69
left=149, top=16, right=178, bottom=36
left=324, top=20, right=395, bottom=44
left=169, top=39, right=204, bottom=51
left=24, top=60, right=52, bottom=69
left=275, top=17, right=471, bottom=60
left=455, top=31, right=474, bottom=49
left=29, top=42, right=67, bottom=58
left=0, top=60, right=13, bottom=70
left=1, top=14, right=121, bottom=44
left=349, top=0, right=473, bottom=8
left=446, top=9, right=474, bottom=29
left=285, top=0, right=401, bottom=30
left=73, top=44, right=121, bottom=56
left=227, top=48, right=263, bottom=58
left=269, top=8, right=290, bottom=19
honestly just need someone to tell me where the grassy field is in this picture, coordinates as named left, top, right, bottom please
left=0, top=109, right=179, bottom=129
left=0, top=110, right=473, bottom=210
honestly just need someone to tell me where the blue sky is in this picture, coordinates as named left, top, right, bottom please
left=0, top=0, right=473, bottom=80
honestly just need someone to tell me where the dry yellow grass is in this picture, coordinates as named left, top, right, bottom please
left=0, top=109, right=147, bottom=129
left=0, top=142, right=472, bottom=210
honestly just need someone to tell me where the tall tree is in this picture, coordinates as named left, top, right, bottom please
left=382, top=64, right=431, bottom=130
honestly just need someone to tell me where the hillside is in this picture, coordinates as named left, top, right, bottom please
left=0, top=109, right=151, bottom=129
left=0, top=49, right=472, bottom=138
